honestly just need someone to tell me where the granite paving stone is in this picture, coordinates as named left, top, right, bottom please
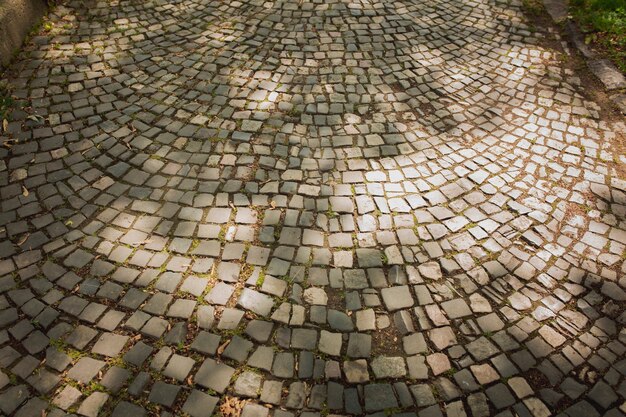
left=381, top=285, right=414, bottom=311
left=77, top=392, right=109, bottom=417
left=111, top=401, right=146, bottom=417
left=182, top=390, right=219, bottom=417
left=194, top=359, right=235, bottom=394
left=91, top=333, right=129, bottom=357
left=163, top=354, right=195, bottom=382
left=67, top=357, right=106, bottom=384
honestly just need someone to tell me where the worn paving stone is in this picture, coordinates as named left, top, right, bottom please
left=182, top=390, right=219, bottom=417
left=67, top=357, right=105, bottom=384
left=194, top=359, right=235, bottom=394
left=319, top=330, right=342, bottom=357
left=381, top=285, right=414, bottom=311
left=427, top=353, right=452, bottom=376
left=163, top=354, right=195, bottom=382
left=52, top=385, right=81, bottom=410
left=371, top=357, right=407, bottom=379
left=111, top=401, right=146, bottom=417
left=233, top=370, right=262, bottom=398
left=148, top=381, right=180, bottom=407
left=101, top=366, right=131, bottom=393
left=347, top=333, right=372, bottom=358
left=237, top=288, right=274, bottom=316
left=428, top=326, right=458, bottom=351
left=77, top=392, right=109, bottom=417
left=91, top=333, right=129, bottom=357
left=364, top=383, right=399, bottom=412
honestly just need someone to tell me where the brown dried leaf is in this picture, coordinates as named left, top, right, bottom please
left=219, top=396, right=248, bottom=417
left=17, top=233, right=29, bottom=246
left=217, top=340, right=230, bottom=356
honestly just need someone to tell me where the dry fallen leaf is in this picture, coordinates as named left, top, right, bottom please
left=217, top=340, right=230, bottom=356
left=17, top=233, right=29, bottom=246
left=22, top=186, right=29, bottom=197
left=219, top=396, right=246, bottom=417
left=2, top=119, right=8, bottom=132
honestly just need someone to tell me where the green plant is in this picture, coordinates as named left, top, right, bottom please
left=570, top=0, right=626, bottom=71
left=522, top=0, right=544, bottom=15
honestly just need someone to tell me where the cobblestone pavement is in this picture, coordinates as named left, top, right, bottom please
left=0, top=0, right=626, bottom=416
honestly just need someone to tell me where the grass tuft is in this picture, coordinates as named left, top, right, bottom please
left=571, top=0, right=626, bottom=71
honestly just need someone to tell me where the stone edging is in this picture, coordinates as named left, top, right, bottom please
left=542, top=0, right=626, bottom=114
left=0, top=0, right=48, bottom=68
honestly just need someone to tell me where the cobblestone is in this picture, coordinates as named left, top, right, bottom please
left=0, top=0, right=624, bottom=415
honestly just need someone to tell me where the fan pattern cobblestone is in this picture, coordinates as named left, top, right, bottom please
left=0, top=0, right=625, bottom=416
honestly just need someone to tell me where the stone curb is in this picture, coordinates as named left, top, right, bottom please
left=542, top=0, right=626, bottom=113
left=0, top=0, right=48, bottom=68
